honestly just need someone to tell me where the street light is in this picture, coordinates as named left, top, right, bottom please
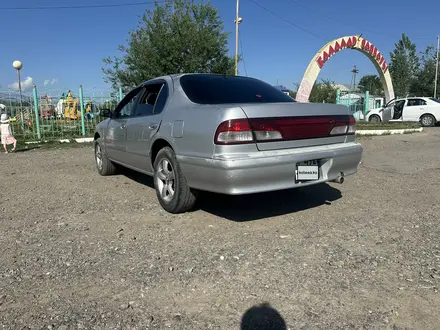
left=234, top=0, right=243, bottom=76
left=12, top=60, right=24, bottom=129
left=12, top=60, right=23, bottom=104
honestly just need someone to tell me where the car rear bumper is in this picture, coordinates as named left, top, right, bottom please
left=177, top=142, right=363, bottom=195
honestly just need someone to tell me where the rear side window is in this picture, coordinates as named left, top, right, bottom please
left=407, top=98, right=426, bottom=106
left=180, top=74, right=295, bottom=104
left=153, top=84, right=169, bottom=114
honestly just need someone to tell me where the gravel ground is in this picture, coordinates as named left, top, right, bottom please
left=1, top=129, right=440, bottom=330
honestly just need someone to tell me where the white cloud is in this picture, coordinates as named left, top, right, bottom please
left=8, top=76, right=33, bottom=91
left=43, top=78, right=58, bottom=87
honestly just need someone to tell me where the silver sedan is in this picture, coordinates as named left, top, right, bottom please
left=94, top=74, right=363, bottom=213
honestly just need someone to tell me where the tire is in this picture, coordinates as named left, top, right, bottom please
left=368, top=114, right=381, bottom=123
left=153, top=147, right=197, bottom=213
left=420, top=114, right=435, bottom=127
left=94, top=138, right=117, bottom=176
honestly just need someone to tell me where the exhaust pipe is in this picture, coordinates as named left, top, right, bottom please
left=331, top=173, right=345, bottom=184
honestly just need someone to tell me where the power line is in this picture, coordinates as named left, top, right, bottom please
left=247, top=0, right=326, bottom=41
left=287, top=0, right=436, bottom=41
left=0, top=1, right=162, bottom=10
left=288, top=0, right=378, bottom=35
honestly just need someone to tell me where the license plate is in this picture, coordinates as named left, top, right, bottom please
left=296, top=160, right=319, bottom=181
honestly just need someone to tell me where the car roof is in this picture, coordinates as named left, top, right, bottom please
left=394, top=96, right=430, bottom=101
left=140, top=73, right=254, bottom=85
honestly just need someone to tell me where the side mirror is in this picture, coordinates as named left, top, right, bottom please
left=100, top=109, right=112, bottom=118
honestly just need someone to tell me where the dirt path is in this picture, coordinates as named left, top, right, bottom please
left=1, top=129, right=440, bottom=329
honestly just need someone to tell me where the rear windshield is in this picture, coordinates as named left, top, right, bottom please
left=180, top=74, right=296, bottom=104
left=429, top=97, right=440, bottom=103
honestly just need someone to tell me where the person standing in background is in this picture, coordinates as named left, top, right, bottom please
left=1, top=113, right=17, bottom=153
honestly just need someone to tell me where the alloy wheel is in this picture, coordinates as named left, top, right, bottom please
left=155, top=158, right=176, bottom=202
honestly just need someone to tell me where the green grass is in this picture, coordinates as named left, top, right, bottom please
left=356, top=121, right=421, bottom=130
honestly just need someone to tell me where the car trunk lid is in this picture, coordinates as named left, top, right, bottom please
left=239, top=102, right=353, bottom=151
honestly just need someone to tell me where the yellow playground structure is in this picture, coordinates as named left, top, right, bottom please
left=63, top=91, right=80, bottom=119
left=56, top=91, right=95, bottom=120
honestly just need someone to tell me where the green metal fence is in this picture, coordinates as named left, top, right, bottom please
left=336, top=89, right=370, bottom=121
left=0, top=86, right=122, bottom=142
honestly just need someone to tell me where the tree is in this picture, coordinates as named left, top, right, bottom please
left=102, top=0, right=236, bottom=89
left=358, top=75, right=383, bottom=95
left=288, top=90, right=297, bottom=99
left=389, top=33, right=419, bottom=98
left=412, top=45, right=438, bottom=97
left=102, top=99, right=119, bottom=110
left=309, top=79, right=337, bottom=103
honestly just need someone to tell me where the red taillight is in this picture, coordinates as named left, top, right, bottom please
left=329, top=115, right=356, bottom=136
left=347, top=115, right=356, bottom=134
left=349, top=115, right=356, bottom=125
left=248, top=120, right=283, bottom=141
left=214, top=115, right=355, bottom=145
left=214, top=118, right=283, bottom=145
left=214, top=119, right=254, bottom=144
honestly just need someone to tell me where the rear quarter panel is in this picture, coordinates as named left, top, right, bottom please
left=426, top=102, right=440, bottom=121
left=155, top=77, right=257, bottom=160
left=160, top=103, right=253, bottom=159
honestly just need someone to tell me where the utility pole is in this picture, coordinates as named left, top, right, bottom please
left=434, top=36, right=439, bottom=98
left=234, top=0, right=242, bottom=76
left=350, top=65, right=359, bottom=90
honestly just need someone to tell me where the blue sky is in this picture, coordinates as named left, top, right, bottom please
left=0, top=0, right=438, bottom=95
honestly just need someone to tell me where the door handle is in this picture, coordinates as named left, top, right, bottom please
left=120, top=124, right=126, bottom=129
left=149, top=123, right=158, bottom=129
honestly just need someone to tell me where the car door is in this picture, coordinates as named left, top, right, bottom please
left=390, top=99, right=405, bottom=120
left=105, top=86, right=143, bottom=162
left=125, top=81, right=169, bottom=172
left=382, top=100, right=395, bottom=122
left=403, top=98, right=426, bottom=121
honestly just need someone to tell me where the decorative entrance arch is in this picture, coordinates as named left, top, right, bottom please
left=296, top=35, right=395, bottom=103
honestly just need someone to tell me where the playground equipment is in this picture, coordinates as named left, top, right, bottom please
left=63, top=91, right=80, bottom=119
left=0, top=103, right=17, bottom=121
left=54, top=91, right=99, bottom=120
left=84, top=101, right=99, bottom=119
left=39, top=94, right=56, bottom=118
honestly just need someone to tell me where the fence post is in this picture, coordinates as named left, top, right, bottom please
left=336, top=89, right=341, bottom=104
left=364, top=90, right=369, bottom=116
left=32, top=85, right=41, bottom=139
left=119, top=87, right=123, bottom=101
left=79, top=85, right=86, bottom=136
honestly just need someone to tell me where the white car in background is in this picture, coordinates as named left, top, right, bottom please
left=365, top=97, right=440, bottom=127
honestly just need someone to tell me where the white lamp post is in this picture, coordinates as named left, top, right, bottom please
left=234, top=0, right=243, bottom=76
left=12, top=60, right=24, bottom=129
left=12, top=60, right=23, bottom=105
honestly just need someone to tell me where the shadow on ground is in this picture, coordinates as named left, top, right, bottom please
left=15, top=146, right=42, bottom=153
left=123, top=169, right=342, bottom=221
left=198, top=183, right=341, bottom=221
left=241, top=303, right=287, bottom=330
